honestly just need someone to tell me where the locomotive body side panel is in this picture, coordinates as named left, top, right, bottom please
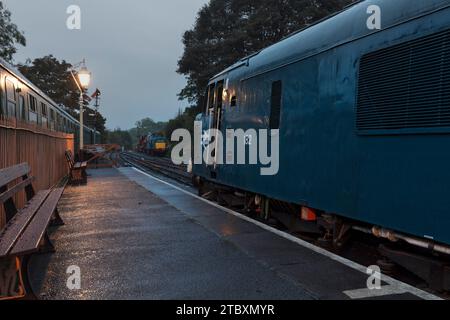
left=194, top=1, right=450, bottom=245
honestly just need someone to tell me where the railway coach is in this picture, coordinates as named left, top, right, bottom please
left=193, top=0, right=450, bottom=289
left=0, top=57, right=99, bottom=150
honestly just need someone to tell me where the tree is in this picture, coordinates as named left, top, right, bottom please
left=18, top=55, right=79, bottom=110
left=106, top=128, right=133, bottom=150
left=0, top=1, right=26, bottom=62
left=18, top=55, right=107, bottom=141
left=164, top=107, right=198, bottom=139
left=177, top=0, right=354, bottom=107
left=128, top=117, right=167, bottom=147
left=134, top=117, right=167, bottom=137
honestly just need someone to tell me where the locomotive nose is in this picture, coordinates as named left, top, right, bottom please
left=155, top=142, right=166, bottom=150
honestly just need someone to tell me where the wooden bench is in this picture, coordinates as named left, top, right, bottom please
left=0, top=163, right=65, bottom=300
left=65, top=150, right=88, bottom=185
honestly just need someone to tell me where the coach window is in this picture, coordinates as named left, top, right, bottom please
left=41, top=103, right=47, bottom=126
left=50, top=109, right=56, bottom=130
left=0, top=86, right=3, bottom=116
left=55, top=113, right=59, bottom=131
left=58, top=114, right=62, bottom=131
left=5, top=78, right=16, bottom=117
left=41, top=103, right=48, bottom=118
left=19, top=95, right=26, bottom=121
left=28, top=95, right=37, bottom=123
left=269, top=80, right=282, bottom=130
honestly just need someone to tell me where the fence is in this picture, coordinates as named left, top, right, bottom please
left=0, top=116, right=74, bottom=229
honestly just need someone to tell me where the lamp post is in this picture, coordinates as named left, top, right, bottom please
left=71, top=60, right=91, bottom=150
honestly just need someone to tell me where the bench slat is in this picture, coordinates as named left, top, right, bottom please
left=11, top=187, right=65, bottom=256
left=0, top=163, right=30, bottom=188
left=0, top=177, right=36, bottom=204
left=0, top=190, right=51, bottom=257
left=65, top=151, right=75, bottom=169
left=73, top=162, right=87, bottom=169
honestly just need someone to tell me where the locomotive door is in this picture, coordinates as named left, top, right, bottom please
left=211, top=80, right=224, bottom=169
left=204, top=83, right=216, bottom=167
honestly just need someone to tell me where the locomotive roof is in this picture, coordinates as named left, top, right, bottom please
left=0, top=57, right=97, bottom=132
left=212, top=0, right=450, bottom=82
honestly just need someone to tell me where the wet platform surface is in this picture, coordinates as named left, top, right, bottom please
left=29, top=168, right=437, bottom=300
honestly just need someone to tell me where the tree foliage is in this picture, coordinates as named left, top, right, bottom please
left=106, top=128, right=133, bottom=150
left=177, top=0, right=354, bottom=106
left=0, top=1, right=26, bottom=62
left=164, top=107, right=199, bottom=139
left=128, top=117, right=168, bottom=147
left=18, top=55, right=80, bottom=109
left=132, top=117, right=167, bottom=137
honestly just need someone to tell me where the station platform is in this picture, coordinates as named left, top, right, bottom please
left=29, top=168, right=439, bottom=300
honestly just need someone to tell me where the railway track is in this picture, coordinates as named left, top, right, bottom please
left=120, top=151, right=192, bottom=185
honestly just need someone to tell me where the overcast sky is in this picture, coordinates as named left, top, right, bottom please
left=3, top=0, right=207, bottom=129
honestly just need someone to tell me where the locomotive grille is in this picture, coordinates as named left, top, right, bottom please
left=356, top=29, right=450, bottom=132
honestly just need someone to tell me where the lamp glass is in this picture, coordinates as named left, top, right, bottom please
left=78, top=67, right=91, bottom=88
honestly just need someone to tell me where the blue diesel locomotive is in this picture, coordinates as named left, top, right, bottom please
left=193, top=0, right=450, bottom=288
left=138, top=133, right=168, bottom=156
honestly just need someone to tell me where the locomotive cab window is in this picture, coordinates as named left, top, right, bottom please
left=270, top=80, right=282, bottom=130
left=216, top=81, right=224, bottom=110
left=206, top=83, right=215, bottom=113
left=230, top=95, right=237, bottom=107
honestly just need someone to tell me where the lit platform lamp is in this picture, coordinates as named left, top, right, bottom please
left=70, top=60, right=91, bottom=150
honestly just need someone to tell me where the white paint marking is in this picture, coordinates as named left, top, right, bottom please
left=123, top=167, right=442, bottom=301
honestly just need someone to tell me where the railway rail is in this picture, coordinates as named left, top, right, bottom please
left=120, top=151, right=192, bottom=185
left=119, top=151, right=448, bottom=299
